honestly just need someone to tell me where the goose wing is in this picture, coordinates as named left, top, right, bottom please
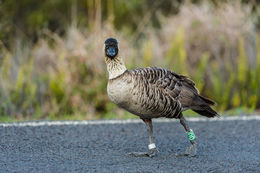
left=130, top=67, right=207, bottom=108
left=127, top=67, right=184, bottom=118
left=130, top=66, right=198, bottom=100
left=129, top=67, right=217, bottom=118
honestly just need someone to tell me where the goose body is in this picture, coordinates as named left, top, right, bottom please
left=107, top=67, right=217, bottom=119
left=104, top=38, right=218, bottom=157
left=107, top=68, right=182, bottom=119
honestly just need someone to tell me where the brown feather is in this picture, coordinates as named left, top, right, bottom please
left=128, top=67, right=218, bottom=118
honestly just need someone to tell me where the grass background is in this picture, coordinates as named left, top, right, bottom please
left=0, top=0, right=260, bottom=121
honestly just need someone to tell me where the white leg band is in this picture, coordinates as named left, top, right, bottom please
left=148, top=143, right=156, bottom=150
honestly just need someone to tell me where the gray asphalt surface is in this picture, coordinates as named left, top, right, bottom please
left=0, top=118, right=260, bottom=173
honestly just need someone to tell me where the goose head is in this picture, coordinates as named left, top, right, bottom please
left=104, top=38, right=127, bottom=79
left=104, top=38, right=118, bottom=59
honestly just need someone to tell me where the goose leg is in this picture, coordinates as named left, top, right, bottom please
left=128, top=118, right=158, bottom=157
left=176, top=114, right=197, bottom=157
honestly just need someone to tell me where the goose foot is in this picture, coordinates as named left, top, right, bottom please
left=128, top=148, right=158, bottom=157
left=175, top=142, right=197, bottom=157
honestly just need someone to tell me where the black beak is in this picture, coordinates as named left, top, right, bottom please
left=107, top=47, right=116, bottom=57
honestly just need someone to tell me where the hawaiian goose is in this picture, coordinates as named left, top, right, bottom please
left=104, top=38, right=218, bottom=157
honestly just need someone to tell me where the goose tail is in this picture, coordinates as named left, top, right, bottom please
left=191, top=95, right=219, bottom=118
left=192, top=106, right=219, bottom=118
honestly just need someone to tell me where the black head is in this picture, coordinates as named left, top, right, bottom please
left=104, top=38, right=118, bottom=59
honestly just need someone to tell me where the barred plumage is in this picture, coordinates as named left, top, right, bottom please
left=108, top=66, right=218, bottom=119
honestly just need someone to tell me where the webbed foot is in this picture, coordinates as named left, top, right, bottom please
left=128, top=148, right=158, bottom=157
left=175, top=142, right=197, bottom=157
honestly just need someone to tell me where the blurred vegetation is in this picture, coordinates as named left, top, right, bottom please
left=0, top=0, right=260, bottom=121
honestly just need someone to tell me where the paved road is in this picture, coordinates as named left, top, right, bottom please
left=0, top=117, right=260, bottom=173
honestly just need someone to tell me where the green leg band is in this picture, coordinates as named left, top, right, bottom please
left=187, top=129, right=195, bottom=141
